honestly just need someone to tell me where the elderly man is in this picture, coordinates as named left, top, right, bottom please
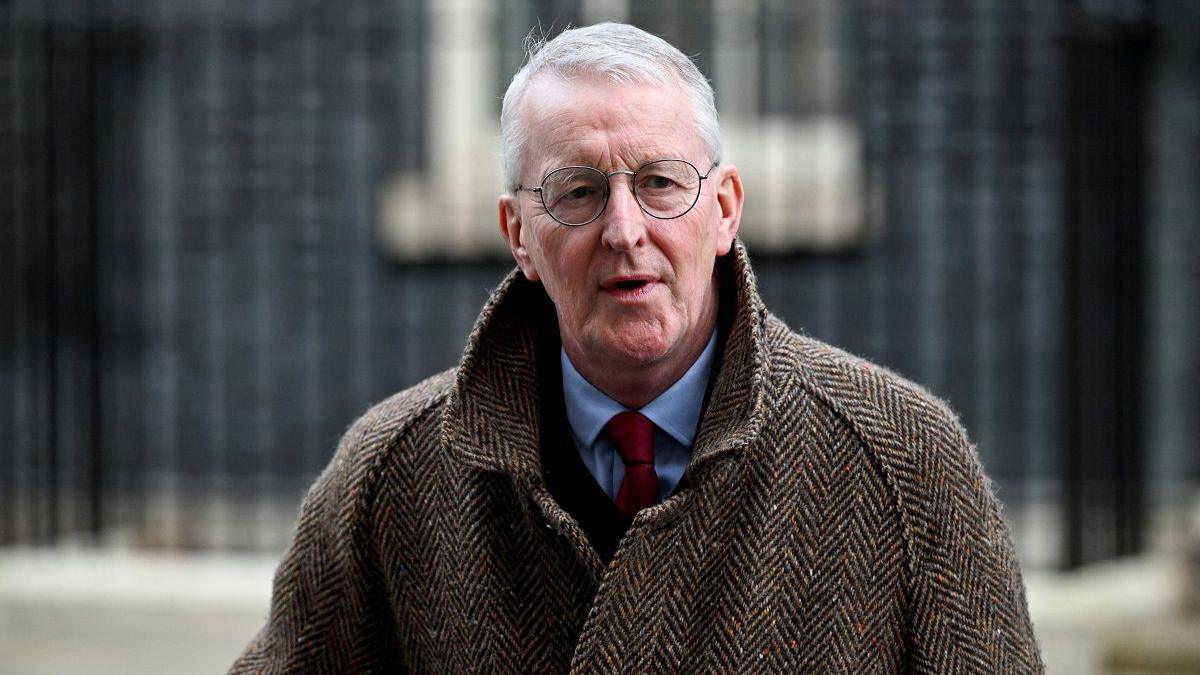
left=233, top=23, right=1042, bottom=673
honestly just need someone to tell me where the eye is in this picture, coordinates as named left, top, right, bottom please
left=563, top=184, right=599, bottom=201
left=637, top=173, right=679, bottom=192
left=542, top=167, right=606, bottom=211
left=547, top=184, right=601, bottom=211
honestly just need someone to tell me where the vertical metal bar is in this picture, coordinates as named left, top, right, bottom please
left=1115, top=34, right=1148, bottom=557
left=1062, top=10, right=1151, bottom=569
left=1063, top=20, right=1086, bottom=571
left=250, top=0, right=273, bottom=552
left=43, top=0, right=59, bottom=546
left=86, top=0, right=103, bottom=542
left=45, top=0, right=105, bottom=544
left=0, top=0, right=25, bottom=540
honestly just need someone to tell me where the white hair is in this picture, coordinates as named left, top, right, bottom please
left=499, top=22, right=722, bottom=191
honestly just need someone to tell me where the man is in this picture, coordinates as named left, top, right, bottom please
left=233, top=23, right=1042, bottom=673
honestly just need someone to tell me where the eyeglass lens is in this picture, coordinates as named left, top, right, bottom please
left=541, top=160, right=701, bottom=226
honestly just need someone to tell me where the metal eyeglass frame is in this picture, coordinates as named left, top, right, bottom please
left=516, top=159, right=720, bottom=227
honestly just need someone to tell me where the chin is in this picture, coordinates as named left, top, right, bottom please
left=599, top=325, right=678, bottom=367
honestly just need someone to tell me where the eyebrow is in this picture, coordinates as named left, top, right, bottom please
left=538, top=152, right=683, bottom=176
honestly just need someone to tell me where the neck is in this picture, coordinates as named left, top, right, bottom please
left=565, top=284, right=718, bottom=410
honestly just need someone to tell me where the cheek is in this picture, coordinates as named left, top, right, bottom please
left=533, top=233, right=592, bottom=304
left=672, top=234, right=719, bottom=307
left=526, top=224, right=559, bottom=274
left=665, top=222, right=717, bottom=278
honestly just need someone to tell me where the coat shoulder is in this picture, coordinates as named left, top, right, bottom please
left=761, top=316, right=1041, bottom=669
left=762, top=314, right=997, bottom=569
left=327, top=368, right=457, bottom=484
left=230, top=369, right=456, bottom=672
left=764, top=313, right=965, bottom=443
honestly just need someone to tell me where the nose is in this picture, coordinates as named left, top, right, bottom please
left=600, top=172, right=647, bottom=252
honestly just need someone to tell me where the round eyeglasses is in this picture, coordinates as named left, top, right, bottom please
left=517, top=159, right=719, bottom=227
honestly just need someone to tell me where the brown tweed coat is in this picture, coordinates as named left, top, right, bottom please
left=231, top=242, right=1043, bottom=674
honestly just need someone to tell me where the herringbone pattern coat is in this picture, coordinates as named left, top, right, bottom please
left=232, top=242, right=1043, bottom=673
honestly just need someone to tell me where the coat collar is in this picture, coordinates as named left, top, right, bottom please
left=441, top=240, right=770, bottom=484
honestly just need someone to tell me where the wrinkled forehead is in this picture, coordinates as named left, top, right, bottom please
left=519, top=72, right=704, bottom=177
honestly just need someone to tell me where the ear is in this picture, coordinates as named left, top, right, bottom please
left=713, top=164, right=744, bottom=256
left=498, top=193, right=540, bottom=282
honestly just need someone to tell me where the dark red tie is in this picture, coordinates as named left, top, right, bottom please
left=603, top=411, right=660, bottom=517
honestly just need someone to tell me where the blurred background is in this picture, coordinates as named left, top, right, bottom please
left=2, top=0, right=1198, bottom=673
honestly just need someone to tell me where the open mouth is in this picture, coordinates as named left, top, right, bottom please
left=600, top=273, right=657, bottom=296
left=602, top=276, right=657, bottom=299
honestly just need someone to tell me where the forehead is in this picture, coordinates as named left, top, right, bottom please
left=521, top=74, right=702, bottom=176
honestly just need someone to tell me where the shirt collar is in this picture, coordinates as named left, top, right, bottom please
left=561, top=329, right=718, bottom=449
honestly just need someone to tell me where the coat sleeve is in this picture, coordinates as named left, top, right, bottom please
left=905, top=419, right=1044, bottom=673
left=229, top=421, right=400, bottom=674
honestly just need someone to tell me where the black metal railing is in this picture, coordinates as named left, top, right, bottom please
left=4, top=0, right=1197, bottom=567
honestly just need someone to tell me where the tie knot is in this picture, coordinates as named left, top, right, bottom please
left=603, top=411, right=655, bottom=465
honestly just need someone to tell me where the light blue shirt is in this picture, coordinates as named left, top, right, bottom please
left=560, top=330, right=718, bottom=502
